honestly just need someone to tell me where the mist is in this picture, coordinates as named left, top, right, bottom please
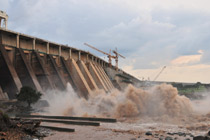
left=35, top=83, right=210, bottom=123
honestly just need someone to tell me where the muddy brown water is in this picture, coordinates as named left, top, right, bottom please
left=38, top=84, right=210, bottom=140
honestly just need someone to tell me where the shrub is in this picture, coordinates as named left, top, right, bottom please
left=17, top=86, right=42, bottom=107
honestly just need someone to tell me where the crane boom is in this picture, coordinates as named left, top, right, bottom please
left=153, top=66, right=166, bottom=81
left=113, top=50, right=125, bottom=58
left=84, top=43, right=115, bottom=67
left=84, top=43, right=125, bottom=70
left=84, top=43, right=110, bottom=56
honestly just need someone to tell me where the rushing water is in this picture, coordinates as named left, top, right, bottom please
left=36, top=83, right=210, bottom=140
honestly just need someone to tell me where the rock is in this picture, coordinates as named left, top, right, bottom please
left=205, top=136, right=210, bottom=140
left=145, top=131, right=152, bottom=136
left=186, top=133, right=192, bottom=136
left=0, top=132, right=6, bottom=136
left=35, top=131, right=47, bottom=137
left=165, top=136, right=173, bottom=140
left=190, top=134, right=194, bottom=137
left=34, top=127, right=53, bottom=137
left=23, top=124, right=37, bottom=134
left=20, top=135, right=34, bottom=140
left=0, top=110, right=11, bottom=131
left=193, top=136, right=210, bottom=140
left=155, top=133, right=159, bottom=136
left=177, top=132, right=186, bottom=137
left=167, top=132, right=174, bottom=135
left=193, top=136, right=205, bottom=140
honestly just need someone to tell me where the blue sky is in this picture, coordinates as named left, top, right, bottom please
left=1, top=0, right=210, bottom=83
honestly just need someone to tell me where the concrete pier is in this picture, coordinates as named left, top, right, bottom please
left=97, top=65, right=114, bottom=89
left=87, top=62, right=108, bottom=92
left=68, top=59, right=91, bottom=98
left=32, top=51, right=55, bottom=90
left=15, top=48, right=42, bottom=92
left=94, top=64, right=111, bottom=92
left=47, top=55, right=66, bottom=90
left=0, top=86, right=8, bottom=100
left=77, top=60, right=98, bottom=91
left=60, top=57, right=77, bottom=91
left=0, top=45, right=22, bottom=99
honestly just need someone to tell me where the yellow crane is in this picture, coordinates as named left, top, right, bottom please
left=84, top=43, right=116, bottom=67
left=113, top=48, right=126, bottom=70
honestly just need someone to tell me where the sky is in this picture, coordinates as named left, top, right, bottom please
left=0, top=0, right=210, bottom=83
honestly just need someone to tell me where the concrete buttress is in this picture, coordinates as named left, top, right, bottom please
left=32, top=51, right=55, bottom=90
left=60, top=57, right=77, bottom=91
left=0, top=86, right=4, bottom=99
left=77, top=60, right=98, bottom=91
left=15, top=48, right=42, bottom=92
left=48, top=55, right=66, bottom=90
left=0, top=86, right=8, bottom=100
left=87, top=62, right=108, bottom=92
left=93, top=64, right=111, bottom=92
left=67, top=59, right=91, bottom=99
left=95, top=64, right=113, bottom=90
left=97, top=65, right=114, bottom=89
left=0, top=45, right=22, bottom=99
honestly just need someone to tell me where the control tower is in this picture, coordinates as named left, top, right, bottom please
left=0, top=10, right=8, bottom=29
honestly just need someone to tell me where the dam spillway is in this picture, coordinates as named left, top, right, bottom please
left=0, top=28, right=140, bottom=100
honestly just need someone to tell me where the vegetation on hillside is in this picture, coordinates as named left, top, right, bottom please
left=172, top=82, right=210, bottom=99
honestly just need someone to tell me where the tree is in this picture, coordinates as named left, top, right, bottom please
left=17, top=86, right=42, bottom=107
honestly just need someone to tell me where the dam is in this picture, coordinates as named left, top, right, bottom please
left=0, top=27, right=140, bottom=100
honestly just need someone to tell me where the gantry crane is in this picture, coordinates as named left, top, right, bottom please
left=113, top=48, right=125, bottom=70
left=84, top=43, right=116, bottom=67
left=153, top=66, right=166, bottom=81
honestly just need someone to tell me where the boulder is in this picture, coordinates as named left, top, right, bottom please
left=165, top=136, right=173, bottom=140
left=145, top=131, right=152, bottom=136
left=193, top=136, right=210, bottom=140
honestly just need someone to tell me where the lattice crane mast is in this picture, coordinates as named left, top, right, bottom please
left=84, top=43, right=115, bottom=67
left=113, top=48, right=126, bottom=70
left=153, top=66, right=166, bottom=81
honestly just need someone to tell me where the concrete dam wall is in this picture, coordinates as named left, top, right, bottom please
left=0, top=28, right=140, bottom=100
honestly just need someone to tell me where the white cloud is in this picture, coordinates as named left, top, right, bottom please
left=116, top=0, right=210, bottom=13
left=1, top=0, right=210, bottom=82
left=171, top=54, right=202, bottom=66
